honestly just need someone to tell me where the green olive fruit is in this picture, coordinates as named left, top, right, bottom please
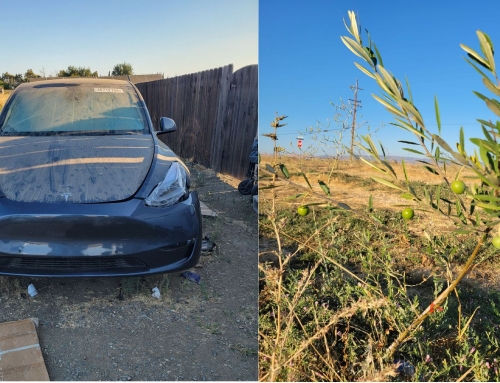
left=401, top=207, right=414, bottom=220
left=492, top=236, right=500, bottom=249
left=297, top=206, right=310, bottom=216
left=451, top=180, right=466, bottom=194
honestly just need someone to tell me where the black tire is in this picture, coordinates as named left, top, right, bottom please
left=238, top=179, right=253, bottom=195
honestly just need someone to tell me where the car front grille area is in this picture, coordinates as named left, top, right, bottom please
left=0, top=256, right=148, bottom=273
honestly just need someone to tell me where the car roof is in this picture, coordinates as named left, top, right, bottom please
left=17, top=78, right=132, bottom=89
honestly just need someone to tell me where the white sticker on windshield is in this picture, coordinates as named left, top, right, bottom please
left=93, top=88, right=124, bottom=93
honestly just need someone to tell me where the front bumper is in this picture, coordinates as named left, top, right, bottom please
left=0, top=192, right=202, bottom=277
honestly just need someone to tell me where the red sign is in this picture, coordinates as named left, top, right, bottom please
left=297, top=140, right=302, bottom=148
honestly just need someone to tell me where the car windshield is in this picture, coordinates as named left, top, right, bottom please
left=0, top=83, right=149, bottom=136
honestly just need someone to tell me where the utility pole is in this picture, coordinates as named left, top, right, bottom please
left=349, top=79, right=363, bottom=161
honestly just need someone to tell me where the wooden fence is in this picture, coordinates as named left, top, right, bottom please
left=136, top=64, right=258, bottom=180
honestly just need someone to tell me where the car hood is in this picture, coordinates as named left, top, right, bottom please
left=0, top=135, right=154, bottom=203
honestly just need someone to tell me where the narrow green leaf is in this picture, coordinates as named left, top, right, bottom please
left=470, top=137, right=497, bottom=153
left=337, top=202, right=352, bottom=210
left=399, top=98, right=425, bottom=127
left=451, top=152, right=471, bottom=166
left=377, top=66, right=400, bottom=96
left=368, top=195, right=373, bottom=212
left=481, top=125, right=495, bottom=143
left=370, top=214, right=383, bottom=225
left=477, top=119, right=496, bottom=129
left=391, top=119, right=428, bottom=139
left=372, top=94, right=405, bottom=118
left=381, top=160, right=397, bottom=179
left=477, top=30, right=495, bottom=73
left=473, top=91, right=489, bottom=101
left=435, top=146, right=441, bottom=163
left=424, top=166, right=439, bottom=175
left=359, top=157, right=387, bottom=173
left=303, top=202, right=327, bottom=207
left=279, top=164, right=290, bottom=179
left=286, top=193, right=306, bottom=200
left=398, top=140, right=420, bottom=145
left=464, top=57, right=491, bottom=79
left=482, top=31, right=495, bottom=53
left=473, top=194, right=500, bottom=203
left=402, top=159, right=409, bottom=184
left=405, top=76, right=413, bottom=103
left=408, top=184, right=419, bottom=199
left=435, top=96, right=441, bottom=135
left=402, top=148, right=425, bottom=156
left=371, top=176, right=404, bottom=191
left=479, top=144, right=492, bottom=171
left=460, top=43, right=489, bottom=69
left=373, top=42, right=384, bottom=67
left=300, top=171, right=313, bottom=190
left=475, top=202, right=500, bottom=211
left=379, top=141, right=386, bottom=158
left=424, top=187, right=431, bottom=204
left=318, top=180, right=331, bottom=196
left=456, top=200, right=467, bottom=224
left=363, top=135, right=380, bottom=160
left=343, top=17, right=354, bottom=38
left=259, top=185, right=282, bottom=190
left=373, top=72, right=395, bottom=97
left=486, top=99, right=500, bottom=117
left=354, top=62, right=376, bottom=79
left=460, top=127, right=465, bottom=156
left=416, top=160, right=434, bottom=166
left=341, top=36, right=372, bottom=63
left=471, top=167, right=496, bottom=188
left=433, top=134, right=454, bottom=153
left=265, top=164, right=276, bottom=174
left=400, top=193, right=415, bottom=200
left=482, top=77, right=500, bottom=97
left=347, top=10, right=361, bottom=42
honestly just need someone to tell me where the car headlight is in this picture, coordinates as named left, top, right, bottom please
left=145, top=162, right=188, bottom=207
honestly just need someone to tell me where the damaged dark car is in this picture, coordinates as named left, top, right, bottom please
left=0, top=78, right=202, bottom=277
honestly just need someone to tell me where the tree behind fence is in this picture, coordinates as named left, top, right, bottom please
left=136, top=64, right=258, bottom=180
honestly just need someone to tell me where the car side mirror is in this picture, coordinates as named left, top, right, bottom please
left=158, top=117, right=177, bottom=134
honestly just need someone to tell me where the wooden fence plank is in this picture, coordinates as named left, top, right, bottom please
left=136, top=64, right=257, bottom=180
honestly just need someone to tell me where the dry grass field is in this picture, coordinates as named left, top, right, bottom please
left=258, top=154, right=500, bottom=381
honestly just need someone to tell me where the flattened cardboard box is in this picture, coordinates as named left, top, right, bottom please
left=0, top=319, right=49, bottom=381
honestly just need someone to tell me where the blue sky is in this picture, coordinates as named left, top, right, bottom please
left=1, top=0, right=257, bottom=78
left=259, top=1, right=500, bottom=158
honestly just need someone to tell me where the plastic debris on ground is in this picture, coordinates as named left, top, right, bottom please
left=180, top=271, right=201, bottom=284
left=151, top=287, right=161, bottom=299
left=27, top=284, right=38, bottom=297
left=394, top=359, right=415, bottom=377
left=201, top=235, right=217, bottom=253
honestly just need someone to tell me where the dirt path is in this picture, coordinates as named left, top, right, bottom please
left=0, top=162, right=258, bottom=381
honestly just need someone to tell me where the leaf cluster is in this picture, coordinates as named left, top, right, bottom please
left=342, top=10, right=500, bottom=234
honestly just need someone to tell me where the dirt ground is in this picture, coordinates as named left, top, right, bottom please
left=0, top=162, right=258, bottom=381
